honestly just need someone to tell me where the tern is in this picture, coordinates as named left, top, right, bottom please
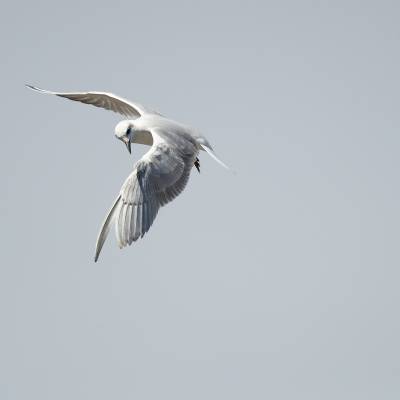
left=26, top=85, right=229, bottom=261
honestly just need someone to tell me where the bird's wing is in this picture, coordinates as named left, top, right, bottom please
left=94, top=132, right=198, bottom=261
left=26, top=85, right=147, bottom=118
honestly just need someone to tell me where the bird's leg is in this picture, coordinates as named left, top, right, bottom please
left=194, top=157, right=200, bottom=173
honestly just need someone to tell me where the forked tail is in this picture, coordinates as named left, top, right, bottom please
left=196, top=137, right=232, bottom=171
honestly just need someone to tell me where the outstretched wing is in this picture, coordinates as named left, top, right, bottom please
left=94, top=137, right=198, bottom=261
left=26, top=84, right=147, bottom=118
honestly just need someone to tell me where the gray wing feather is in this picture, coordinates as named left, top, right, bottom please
left=94, top=195, right=122, bottom=262
left=94, top=138, right=198, bottom=261
left=26, top=84, right=147, bottom=118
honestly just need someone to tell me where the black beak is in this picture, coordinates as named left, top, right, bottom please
left=125, top=140, right=131, bottom=154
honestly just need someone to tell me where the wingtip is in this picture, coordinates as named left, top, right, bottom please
left=25, top=84, right=44, bottom=92
left=94, top=245, right=102, bottom=262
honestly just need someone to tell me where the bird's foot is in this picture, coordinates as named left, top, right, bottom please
left=194, top=157, right=200, bottom=173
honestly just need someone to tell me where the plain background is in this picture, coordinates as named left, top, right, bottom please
left=1, top=1, right=399, bottom=399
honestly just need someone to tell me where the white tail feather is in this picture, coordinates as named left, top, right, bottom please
left=201, top=144, right=232, bottom=172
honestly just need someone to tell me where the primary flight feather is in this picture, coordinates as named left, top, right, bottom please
left=26, top=85, right=229, bottom=261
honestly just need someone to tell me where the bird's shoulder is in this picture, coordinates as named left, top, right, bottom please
left=135, top=115, right=200, bottom=167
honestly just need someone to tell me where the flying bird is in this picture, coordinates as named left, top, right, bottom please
left=26, top=85, right=229, bottom=261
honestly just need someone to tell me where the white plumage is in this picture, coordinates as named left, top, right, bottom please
left=26, top=85, right=229, bottom=261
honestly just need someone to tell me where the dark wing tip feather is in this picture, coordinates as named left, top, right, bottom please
left=25, top=84, right=42, bottom=91
left=25, top=84, right=52, bottom=94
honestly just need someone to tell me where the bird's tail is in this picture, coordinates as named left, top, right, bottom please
left=203, top=145, right=231, bottom=171
left=94, top=195, right=121, bottom=262
left=196, top=137, right=232, bottom=171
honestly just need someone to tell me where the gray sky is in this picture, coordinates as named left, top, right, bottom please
left=1, top=0, right=400, bottom=399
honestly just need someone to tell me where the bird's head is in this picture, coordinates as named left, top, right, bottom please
left=115, top=120, right=135, bottom=154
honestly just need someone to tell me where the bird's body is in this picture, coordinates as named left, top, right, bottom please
left=26, top=85, right=229, bottom=261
